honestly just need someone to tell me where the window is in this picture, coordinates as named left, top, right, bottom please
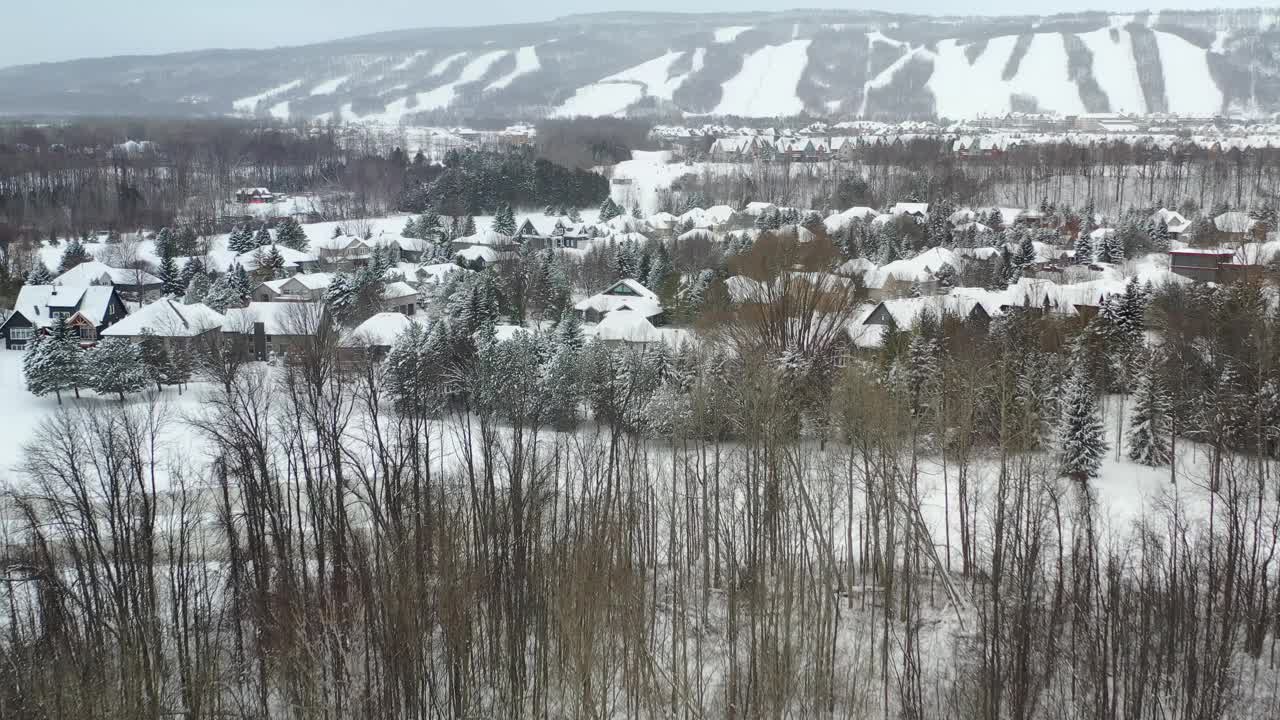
left=80, top=327, right=96, bottom=340
left=9, top=328, right=33, bottom=340
left=52, top=311, right=70, bottom=321
left=608, top=283, right=640, bottom=296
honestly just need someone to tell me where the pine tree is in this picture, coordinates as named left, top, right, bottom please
left=646, top=243, right=672, bottom=296
left=138, top=329, right=173, bottom=391
left=26, top=264, right=54, bottom=285
left=275, top=217, right=309, bottom=251
left=1151, top=218, right=1171, bottom=252
left=23, top=331, right=57, bottom=401
left=88, top=338, right=148, bottom=401
left=568, top=207, right=583, bottom=224
left=462, top=215, right=477, bottom=237
left=493, top=203, right=517, bottom=236
left=59, top=238, right=92, bottom=273
left=631, top=203, right=642, bottom=219
left=230, top=264, right=253, bottom=301
left=168, top=341, right=194, bottom=391
left=598, top=197, right=621, bottom=223
left=159, top=254, right=184, bottom=296
left=402, top=216, right=420, bottom=239
left=1127, top=353, right=1172, bottom=466
left=934, top=262, right=958, bottom=290
left=228, top=226, right=258, bottom=254
left=1073, top=229, right=1094, bottom=264
left=1082, top=199, right=1097, bottom=236
left=1057, top=364, right=1108, bottom=481
left=1014, top=231, right=1036, bottom=268
left=256, top=245, right=288, bottom=281
left=153, top=227, right=177, bottom=258
left=253, top=225, right=273, bottom=248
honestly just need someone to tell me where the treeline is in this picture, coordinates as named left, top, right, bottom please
left=399, top=146, right=609, bottom=216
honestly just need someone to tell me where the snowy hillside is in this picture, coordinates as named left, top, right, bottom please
left=1, top=8, right=1278, bottom=120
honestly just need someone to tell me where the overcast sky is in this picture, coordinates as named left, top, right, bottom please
left=3, top=1, right=1218, bottom=69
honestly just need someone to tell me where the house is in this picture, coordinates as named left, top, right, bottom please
left=54, top=260, right=163, bottom=299
left=1150, top=208, right=1191, bottom=236
left=340, top=312, right=422, bottom=359
left=252, top=272, right=334, bottom=302
left=387, top=262, right=472, bottom=291
left=388, top=236, right=434, bottom=263
left=0, top=285, right=127, bottom=349
left=575, top=279, right=663, bottom=324
left=235, top=187, right=275, bottom=204
left=1168, top=248, right=1239, bottom=283
left=1214, top=212, right=1256, bottom=240
left=101, top=300, right=224, bottom=342
left=235, top=244, right=319, bottom=274
left=889, top=202, right=929, bottom=220
left=851, top=295, right=990, bottom=348
left=455, top=245, right=505, bottom=269
left=590, top=308, right=690, bottom=349
left=512, top=218, right=586, bottom=250
left=223, top=302, right=329, bottom=361
left=382, top=281, right=419, bottom=315
left=311, top=236, right=373, bottom=268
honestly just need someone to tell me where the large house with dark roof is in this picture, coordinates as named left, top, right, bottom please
left=0, top=285, right=127, bottom=349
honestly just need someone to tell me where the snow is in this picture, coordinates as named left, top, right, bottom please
left=713, top=26, right=751, bottom=43
left=268, top=101, right=291, bottom=120
left=864, top=247, right=962, bottom=288
left=101, top=301, right=224, bottom=339
left=1078, top=29, right=1147, bottom=113
left=929, top=34, right=1085, bottom=119
left=552, top=83, right=644, bottom=118
left=711, top=39, right=811, bottom=118
left=232, top=79, right=301, bottom=114
left=1211, top=30, right=1230, bottom=54
left=391, top=50, right=430, bottom=72
left=824, top=207, right=879, bottom=234
left=309, top=75, right=350, bottom=96
left=343, top=312, right=420, bottom=348
left=429, top=52, right=466, bottom=76
left=1155, top=31, right=1223, bottom=115
left=602, top=51, right=686, bottom=101
left=486, top=45, right=540, bottom=90
left=363, top=50, right=508, bottom=122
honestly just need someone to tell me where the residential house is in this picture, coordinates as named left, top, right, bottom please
left=311, top=236, right=374, bottom=268
left=590, top=308, right=690, bottom=349
left=852, top=295, right=990, bottom=348
left=235, top=187, right=275, bottom=204
left=1169, top=249, right=1239, bottom=283
left=234, top=244, right=319, bottom=274
left=575, top=279, right=664, bottom=324
left=223, top=302, right=329, bottom=361
left=252, top=272, right=335, bottom=302
left=1214, top=211, right=1256, bottom=241
left=512, top=218, right=586, bottom=250
left=340, top=312, right=422, bottom=360
left=0, top=285, right=127, bottom=349
left=101, top=300, right=224, bottom=343
left=54, top=260, right=163, bottom=299
left=1150, top=208, right=1191, bottom=236
left=889, top=202, right=929, bottom=220
left=382, top=281, right=419, bottom=315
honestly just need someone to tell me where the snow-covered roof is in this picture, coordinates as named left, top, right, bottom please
left=12, top=285, right=118, bottom=328
left=281, top=272, right=335, bottom=291
left=456, top=246, right=501, bottom=264
left=1090, top=227, right=1116, bottom=240
left=1214, top=211, right=1255, bottom=234
left=824, top=206, right=879, bottom=234
left=342, top=312, right=421, bottom=348
left=890, top=202, right=929, bottom=217
left=458, top=229, right=514, bottom=246
left=1150, top=208, right=1190, bottom=233
left=102, top=300, right=224, bottom=338
left=954, top=221, right=991, bottom=234
left=54, top=261, right=160, bottom=287
left=859, top=295, right=985, bottom=330
left=382, top=281, right=418, bottom=301
left=647, top=212, right=678, bottom=229
left=590, top=309, right=691, bottom=347
left=575, top=279, right=662, bottom=317
left=864, top=247, right=961, bottom=288
left=392, top=261, right=471, bottom=285
left=310, top=236, right=368, bottom=252
left=224, top=302, right=325, bottom=335
left=948, top=208, right=977, bottom=224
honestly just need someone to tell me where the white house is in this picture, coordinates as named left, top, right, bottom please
left=575, top=279, right=663, bottom=323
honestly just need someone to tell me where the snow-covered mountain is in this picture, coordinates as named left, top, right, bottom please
left=2, top=8, right=1278, bottom=121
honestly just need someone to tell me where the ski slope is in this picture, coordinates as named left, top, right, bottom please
left=712, top=39, right=812, bottom=117
left=552, top=83, right=645, bottom=118
left=714, top=26, right=751, bottom=43
left=233, top=79, right=302, bottom=113
left=602, top=51, right=686, bottom=101
left=487, top=46, right=541, bottom=90
left=929, top=34, right=1085, bottom=118
left=309, top=75, right=350, bottom=96
left=1156, top=31, right=1223, bottom=114
left=1078, top=28, right=1147, bottom=113
left=429, top=52, right=466, bottom=77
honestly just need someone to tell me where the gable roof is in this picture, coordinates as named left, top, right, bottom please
left=55, top=261, right=161, bottom=287
left=224, top=302, right=326, bottom=335
left=11, top=285, right=119, bottom=328
left=342, top=312, right=422, bottom=348
left=102, top=300, right=224, bottom=338
left=1214, top=211, right=1255, bottom=234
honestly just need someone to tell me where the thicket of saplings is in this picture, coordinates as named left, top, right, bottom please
left=4, top=234, right=1280, bottom=720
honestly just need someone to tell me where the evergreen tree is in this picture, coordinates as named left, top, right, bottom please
left=402, top=216, right=420, bottom=239
left=568, top=207, right=583, bottom=224
left=1056, top=364, right=1108, bottom=481
left=1151, top=218, right=1171, bottom=252
left=159, top=254, right=184, bottom=296
left=88, top=338, right=148, bottom=400
left=256, top=245, right=288, bottom=281
left=1073, top=229, right=1094, bottom=264
left=598, top=197, right=621, bottom=223
left=23, top=319, right=83, bottom=404
left=934, top=262, right=958, bottom=291
left=176, top=225, right=201, bottom=255
left=275, top=217, right=309, bottom=251
left=59, top=238, right=92, bottom=273
left=203, top=273, right=240, bottom=312
left=1127, top=353, right=1172, bottom=466
left=22, top=331, right=56, bottom=401
left=227, top=226, right=258, bottom=254
left=168, top=341, right=194, bottom=391
left=153, top=227, right=177, bottom=258
left=138, top=329, right=173, bottom=391
left=1014, top=230, right=1036, bottom=268
left=26, top=264, right=54, bottom=285
left=1082, top=199, right=1097, bottom=237
left=253, top=225, right=273, bottom=248
left=646, top=243, right=672, bottom=296
left=462, top=215, right=477, bottom=237
left=631, top=203, right=642, bottom=219
left=493, top=203, right=517, bottom=236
